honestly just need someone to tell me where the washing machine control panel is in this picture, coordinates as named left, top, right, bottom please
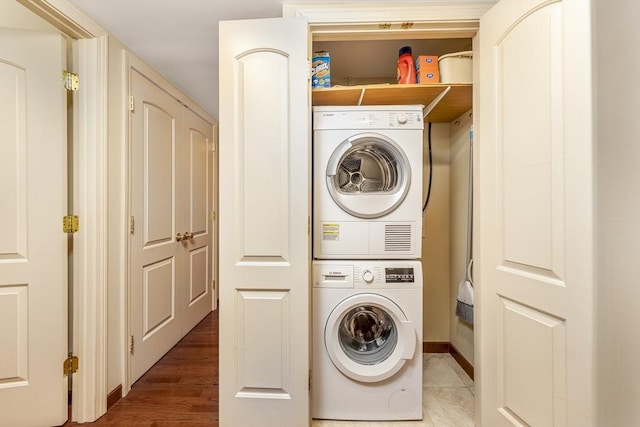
left=353, top=265, right=416, bottom=286
left=313, top=261, right=422, bottom=288
left=384, top=267, right=416, bottom=283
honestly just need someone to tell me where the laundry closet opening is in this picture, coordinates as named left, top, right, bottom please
left=311, top=34, right=475, bottom=376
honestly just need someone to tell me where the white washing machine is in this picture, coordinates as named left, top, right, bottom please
left=312, top=260, right=423, bottom=421
left=313, top=105, right=424, bottom=259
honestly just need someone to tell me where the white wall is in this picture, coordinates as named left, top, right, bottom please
left=593, top=1, right=640, bottom=425
left=448, top=110, right=474, bottom=364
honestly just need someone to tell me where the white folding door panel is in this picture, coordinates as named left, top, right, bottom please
left=129, top=68, right=182, bottom=383
left=219, top=17, right=310, bottom=427
left=180, top=106, right=214, bottom=333
left=0, top=28, right=68, bottom=427
left=478, top=1, right=594, bottom=426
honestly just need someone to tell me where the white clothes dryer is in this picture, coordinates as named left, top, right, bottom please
left=312, top=260, right=423, bottom=421
left=313, top=105, right=424, bottom=259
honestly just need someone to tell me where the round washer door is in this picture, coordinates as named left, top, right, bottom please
left=324, top=293, right=417, bottom=383
left=326, top=133, right=411, bottom=219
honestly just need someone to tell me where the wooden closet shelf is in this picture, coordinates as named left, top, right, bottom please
left=312, top=83, right=472, bottom=123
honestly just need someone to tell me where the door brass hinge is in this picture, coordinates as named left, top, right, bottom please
left=129, top=95, right=135, bottom=112
left=63, top=215, right=79, bottom=233
left=63, top=355, right=78, bottom=376
left=130, top=216, right=135, bottom=234
left=211, top=211, right=216, bottom=222
left=211, top=279, right=215, bottom=290
left=129, top=335, right=134, bottom=354
left=62, top=70, right=79, bottom=91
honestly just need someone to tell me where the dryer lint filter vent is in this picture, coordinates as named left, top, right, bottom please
left=384, top=224, right=412, bottom=252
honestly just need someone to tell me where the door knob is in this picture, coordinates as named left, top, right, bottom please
left=184, top=231, right=194, bottom=240
left=176, top=232, right=184, bottom=242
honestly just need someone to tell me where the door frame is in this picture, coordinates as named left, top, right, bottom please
left=16, top=0, right=109, bottom=422
left=123, top=51, right=217, bottom=388
left=283, top=2, right=494, bottom=40
left=123, top=50, right=218, bottom=388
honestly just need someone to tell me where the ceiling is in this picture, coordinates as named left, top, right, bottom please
left=69, top=0, right=424, bottom=119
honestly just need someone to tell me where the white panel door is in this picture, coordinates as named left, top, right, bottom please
left=219, top=17, right=310, bottom=427
left=0, top=28, right=68, bottom=427
left=180, top=106, right=214, bottom=333
left=129, top=68, right=183, bottom=383
left=478, top=1, right=594, bottom=426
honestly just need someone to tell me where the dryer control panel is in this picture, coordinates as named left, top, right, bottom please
left=313, top=105, right=424, bottom=130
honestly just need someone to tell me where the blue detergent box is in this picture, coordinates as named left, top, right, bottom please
left=312, top=52, right=331, bottom=88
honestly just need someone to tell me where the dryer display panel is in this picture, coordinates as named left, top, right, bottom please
left=338, top=305, right=397, bottom=365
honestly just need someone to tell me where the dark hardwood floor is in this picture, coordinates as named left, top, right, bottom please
left=71, top=310, right=219, bottom=426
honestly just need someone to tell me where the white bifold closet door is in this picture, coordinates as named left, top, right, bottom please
left=478, top=0, right=595, bottom=426
left=218, top=17, right=311, bottom=427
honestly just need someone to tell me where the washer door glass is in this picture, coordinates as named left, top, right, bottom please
left=338, top=306, right=397, bottom=365
left=326, top=133, right=411, bottom=219
left=325, top=293, right=416, bottom=383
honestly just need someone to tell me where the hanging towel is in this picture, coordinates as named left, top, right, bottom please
left=456, top=125, right=474, bottom=325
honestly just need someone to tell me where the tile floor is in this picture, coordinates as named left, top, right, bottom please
left=312, top=353, right=475, bottom=427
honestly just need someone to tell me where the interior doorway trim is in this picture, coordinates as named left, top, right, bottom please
left=17, top=0, right=109, bottom=423
left=18, top=0, right=105, bottom=37
left=282, top=1, right=489, bottom=420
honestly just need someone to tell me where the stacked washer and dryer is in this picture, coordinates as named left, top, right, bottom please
left=312, top=105, right=425, bottom=421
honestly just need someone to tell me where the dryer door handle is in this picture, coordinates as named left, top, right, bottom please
left=400, top=320, right=417, bottom=360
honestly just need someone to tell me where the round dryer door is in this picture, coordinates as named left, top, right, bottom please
left=326, top=133, right=411, bottom=219
left=324, top=293, right=417, bottom=383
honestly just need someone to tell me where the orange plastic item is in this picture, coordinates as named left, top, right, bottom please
left=397, top=46, right=416, bottom=84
